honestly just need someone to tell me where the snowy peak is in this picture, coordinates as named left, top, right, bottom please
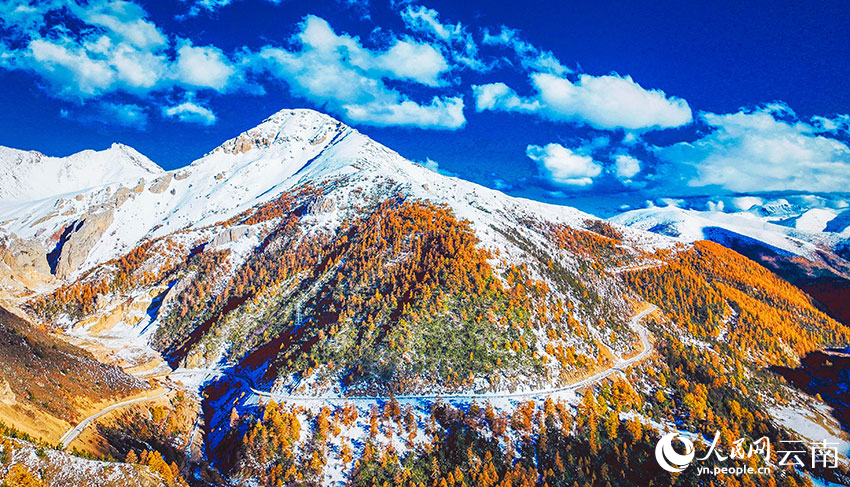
left=206, top=108, right=351, bottom=157
left=610, top=205, right=821, bottom=258
left=0, top=143, right=163, bottom=203
left=187, top=107, right=405, bottom=194
left=0, top=106, right=662, bottom=283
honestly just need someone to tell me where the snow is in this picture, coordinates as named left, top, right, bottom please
left=0, top=143, right=163, bottom=203
left=5, top=107, right=846, bottom=486
left=610, top=205, right=830, bottom=259
left=770, top=405, right=850, bottom=459
left=0, top=108, right=673, bottom=284
left=796, top=208, right=838, bottom=233
left=0, top=437, right=157, bottom=486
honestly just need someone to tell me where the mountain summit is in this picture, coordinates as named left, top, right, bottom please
left=0, top=108, right=602, bottom=280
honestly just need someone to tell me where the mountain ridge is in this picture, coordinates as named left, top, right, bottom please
left=0, top=143, right=164, bottom=203
left=0, top=108, right=670, bottom=284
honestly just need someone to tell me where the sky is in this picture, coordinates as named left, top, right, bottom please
left=1, top=0, right=849, bottom=211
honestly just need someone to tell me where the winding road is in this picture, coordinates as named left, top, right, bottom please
left=168, top=304, right=658, bottom=403
left=58, top=304, right=657, bottom=447
left=249, top=304, right=658, bottom=403
left=59, top=388, right=172, bottom=449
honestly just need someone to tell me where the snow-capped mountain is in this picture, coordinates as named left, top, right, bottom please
left=1, top=108, right=671, bottom=393
left=0, top=109, right=666, bottom=282
left=2, top=108, right=849, bottom=487
left=609, top=205, right=830, bottom=259
left=0, top=143, right=163, bottom=203
left=610, top=201, right=850, bottom=326
left=612, top=193, right=850, bottom=241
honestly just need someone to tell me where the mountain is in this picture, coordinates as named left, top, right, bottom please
left=611, top=203, right=850, bottom=325
left=0, top=306, right=145, bottom=443
left=1, top=109, right=849, bottom=487
left=0, top=143, right=163, bottom=203
left=6, top=109, right=661, bottom=390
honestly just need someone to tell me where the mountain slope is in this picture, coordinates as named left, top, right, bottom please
left=2, top=108, right=849, bottom=486
left=0, top=306, right=145, bottom=442
left=15, top=109, right=668, bottom=396
left=611, top=205, right=850, bottom=325
left=0, top=144, right=163, bottom=203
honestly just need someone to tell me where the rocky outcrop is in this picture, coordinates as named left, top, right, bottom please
left=111, top=186, right=134, bottom=207
left=53, top=209, right=114, bottom=278
left=0, top=378, right=15, bottom=405
left=217, top=134, right=274, bottom=154
left=212, top=225, right=258, bottom=247
left=0, top=233, right=53, bottom=291
left=75, top=292, right=153, bottom=334
left=0, top=234, right=50, bottom=276
left=159, top=272, right=195, bottom=315
left=148, top=173, right=173, bottom=194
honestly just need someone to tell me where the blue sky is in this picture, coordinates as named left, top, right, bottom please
left=1, top=0, right=849, bottom=209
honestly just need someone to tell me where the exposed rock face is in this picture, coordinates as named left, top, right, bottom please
left=212, top=225, right=258, bottom=247
left=53, top=209, right=114, bottom=278
left=0, top=378, right=15, bottom=405
left=148, top=173, right=173, bottom=194
left=0, top=233, right=52, bottom=291
left=211, top=109, right=346, bottom=156
left=218, top=134, right=273, bottom=154
left=159, top=272, right=195, bottom=315
left=111, top=186, right=134, bottom=207
left=75, top=293, right=152, bottom=334
left=0, top=234, right=49, bottom=276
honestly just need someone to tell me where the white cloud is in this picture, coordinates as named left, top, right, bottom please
left=526, top=143, right=602, bottom=187
left=0, top=0, right=238, bottom=103
left=812, top=114, right=850, bottom=136
left=482, top=26, right=569, bottom=76
left=73, top=1, right=167, bottom=50
left=400, top=5, right=485, bottom=71
left=473, top=82, right=539, bottom=112
left=474, top=73, right=692, bottom=131
left=614, top=154, right=641, bottom=180
left=1, top=2, right=467, bottom=131
left=372, top=39, right=448, bottom=87
left=98, top=101, right=148, bottom=128
left=28, top=38, right=118, bottom=97
left=655, top=105, right=850, bottom=192
left=342, top=96, right=464, bottom=128
left=174, top=41, right=236, bottom=90
left=290, top=16, right=448, bottom=86
left=181, top=0, right=236, bottom=16
left=418, top=157, right=457, bottom=177
left=403, top=6, right=453, bottom=40
left=251, top=15, right=465, bottom=129
left=162, top=100, right=217, bottom=125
